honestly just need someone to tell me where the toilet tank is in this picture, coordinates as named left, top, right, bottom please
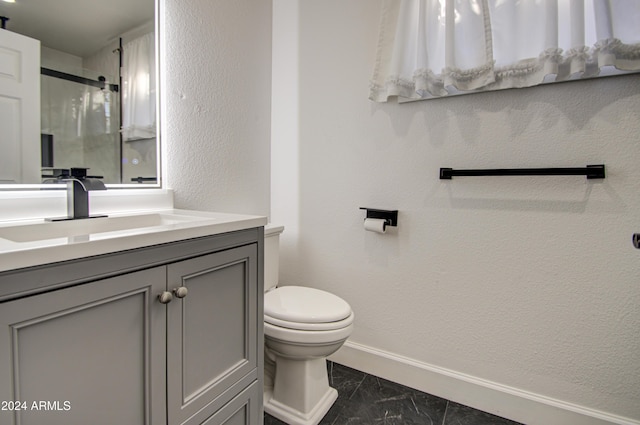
left=264, top=224, right=285, bottom=292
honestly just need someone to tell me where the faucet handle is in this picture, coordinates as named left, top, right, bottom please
left=70, top=167, right=89, bottom=179
left=68, top=167, right=103, bottom=180
left=69, top=167, right=88, bottom=180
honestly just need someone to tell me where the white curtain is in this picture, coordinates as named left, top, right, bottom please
left=122, top=32, right=156, bottom=141
left=370, top=0, right=640, bottom=102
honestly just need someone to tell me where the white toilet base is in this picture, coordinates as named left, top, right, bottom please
left=264, top=356, right=338, bottom=425
left=265, top=386, right=337, bottom=425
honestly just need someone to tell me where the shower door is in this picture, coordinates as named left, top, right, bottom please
left=41, top=68, right=121, bottom=183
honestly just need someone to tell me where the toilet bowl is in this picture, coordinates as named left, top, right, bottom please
left=263, top=226, right=354, bottom=425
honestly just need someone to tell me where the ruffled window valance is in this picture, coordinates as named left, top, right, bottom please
left=370, top=0, right=640, bottom=102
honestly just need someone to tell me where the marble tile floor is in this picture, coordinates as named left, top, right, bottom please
left=264, top=362, right=524, bottom=425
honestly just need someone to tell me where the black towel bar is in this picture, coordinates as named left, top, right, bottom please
left=440, top=164, right=605, bottom=180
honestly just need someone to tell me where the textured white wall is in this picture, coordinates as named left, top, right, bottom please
left=163, top=0, right=271, bottom=216
left=271, top=0, right=640, bottom=422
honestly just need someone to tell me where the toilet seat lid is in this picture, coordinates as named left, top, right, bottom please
left=264, top=286, right=352, bottom=324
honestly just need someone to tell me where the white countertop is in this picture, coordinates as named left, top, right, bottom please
left=0, top=209, right=267, bottom=272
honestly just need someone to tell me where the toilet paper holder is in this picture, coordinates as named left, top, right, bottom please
left=360, top=208, right=398, bottom=227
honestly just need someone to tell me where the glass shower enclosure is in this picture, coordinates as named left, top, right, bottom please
left=40, top=66, right=121, bottom=184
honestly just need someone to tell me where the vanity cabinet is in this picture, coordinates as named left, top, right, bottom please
left=0, top=228, right=264, bottom=425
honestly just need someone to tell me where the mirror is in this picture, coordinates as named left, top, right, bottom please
left=0, top=0, right=159, bottom=187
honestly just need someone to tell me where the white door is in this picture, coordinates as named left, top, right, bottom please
left=0, top=30, right=40, bottom=184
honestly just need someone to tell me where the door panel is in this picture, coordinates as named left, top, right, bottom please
left=0, top=30, right=40, bottom=184
left=0, top=268, right=166, bottom=425
left=201, top=382, right=260, bottom=425
left=167, top=244, right=258, bottom=425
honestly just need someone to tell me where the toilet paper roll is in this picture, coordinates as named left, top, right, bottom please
left=364, top=218, right=387, bottom=234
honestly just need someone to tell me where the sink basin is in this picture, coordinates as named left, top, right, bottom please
left=0, top=212, right=205, bottom=243
left=0, top=209, right=267, bottom=272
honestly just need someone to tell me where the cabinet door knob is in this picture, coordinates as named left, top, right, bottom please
left=158, top=291, right=173, bottom=304
left=173, top=286, right=188, bottom=298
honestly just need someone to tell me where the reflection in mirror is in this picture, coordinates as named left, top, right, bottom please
left=0, top=0, right=158, bottom=187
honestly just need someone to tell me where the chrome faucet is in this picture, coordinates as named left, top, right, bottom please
left=47, top=168, right=107, bottom=221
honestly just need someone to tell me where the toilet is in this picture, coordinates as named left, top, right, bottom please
left=263, top=225, right=354, bottom=425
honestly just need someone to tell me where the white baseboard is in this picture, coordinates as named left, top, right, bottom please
left=329, top=341, right=639, bottom=425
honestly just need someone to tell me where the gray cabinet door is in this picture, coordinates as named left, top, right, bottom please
left=200, top=382, right=260, bottom=425
left=167, top=244, right=259, bottom=425
left=0, top=267, right=167, bottom=425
